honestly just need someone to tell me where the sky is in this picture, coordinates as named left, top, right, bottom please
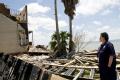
left=1, top=0, right=120, bottom=46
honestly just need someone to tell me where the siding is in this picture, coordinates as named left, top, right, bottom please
left=0, top=13, right=26, bottom=54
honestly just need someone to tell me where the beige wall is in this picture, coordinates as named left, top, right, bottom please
left=0, top=13, right=27, bottom=54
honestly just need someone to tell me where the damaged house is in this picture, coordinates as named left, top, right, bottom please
left=0, top=3, right=29, bottom=54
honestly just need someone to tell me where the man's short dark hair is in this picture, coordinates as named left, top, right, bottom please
left=101, top=32, right=109, bottom=41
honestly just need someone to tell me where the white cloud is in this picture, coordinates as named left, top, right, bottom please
left=93, top=21, right=102, bottom=25
left=76, top=0, right=120, bottom=16
left=30, top=31, right=52, bottom=46
left=28, top=16, right=67, bottom=31
left=73, top=24, right=85, bottom=33
left=97, top=25, right=110, bottom=31
left=36, top=0, right=43, bottom=3
left=96, top=25, right=120, bottom=40
left=73, top=25, right=120, bottom=42
left=118, top=15, right=120, bottom=18
left=27, top=3, right=50, bottom=14
left=103, top=28, right=120, bottom=40
left=101, top=9, right=111, bottom=15
left=84, top=30, right=97, bottom=41
left=73, top=24, right=97, bottom=42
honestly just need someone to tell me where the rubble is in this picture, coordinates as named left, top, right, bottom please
left=28, top=45, right=51, bottom=56
left=1, top=51, right=120, bottom=80
left=14, top=54, right=49, bottom=62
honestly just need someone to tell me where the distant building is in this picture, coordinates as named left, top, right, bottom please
left=0, top=3, right=29, bottom=54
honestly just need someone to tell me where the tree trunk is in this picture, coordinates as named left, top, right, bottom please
left=69, top=16, right=73, bottom=52
left=54, top=0, right=60, bottom=50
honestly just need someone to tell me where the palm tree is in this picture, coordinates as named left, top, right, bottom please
left=62, top=0, right=79, bottom=52
left=54, top=0, right=60, bottom=51
left=50, top=32, right=58, bottom=50
left=49, top=31, right=69, bottom=57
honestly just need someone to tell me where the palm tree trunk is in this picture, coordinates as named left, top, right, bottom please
left=69, top=16, right=73, bottom=52
left=54, top=0, right=60, bottom=50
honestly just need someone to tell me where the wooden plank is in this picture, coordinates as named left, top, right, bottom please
left=43, top=63, right=98, bottom=69
left=73, top=69, right=84, bottom=80
left=74, top=56, right=98, bottom=66
left=74, top=56, right=84, bottom=65
left=43, top=62, right=120, bottom=69
left=47, top=59, right=69, bottom=61
left=78, top=57, right=97, bottom=61
left=64, top=60, right=76, bottom=67
left=89, top=69, right=95, bottom=79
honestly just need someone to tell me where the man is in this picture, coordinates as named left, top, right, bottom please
left=97, top=32, right=116, bottom=80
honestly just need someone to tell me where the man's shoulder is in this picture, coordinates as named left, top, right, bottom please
left=106, top=41, right=113, bottom=47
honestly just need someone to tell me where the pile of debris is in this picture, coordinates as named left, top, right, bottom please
left=14, top=54, right=49, bottom=64
left=1, top=51, right=120, bottom=80
left=28, top=45, right=51, bottom=55
left=23, top=50, right=120, bottom=79
left=0, top=53, right=68, bottom=80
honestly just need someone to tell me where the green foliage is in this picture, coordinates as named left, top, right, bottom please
left=49, top=31, right=69, bottom=52
left=62, top=0, right=79, bottom=19
left=49, top=41, right=57, bottom=50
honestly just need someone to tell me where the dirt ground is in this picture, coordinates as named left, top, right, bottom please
left=50, top=74, right=68, bottom=80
